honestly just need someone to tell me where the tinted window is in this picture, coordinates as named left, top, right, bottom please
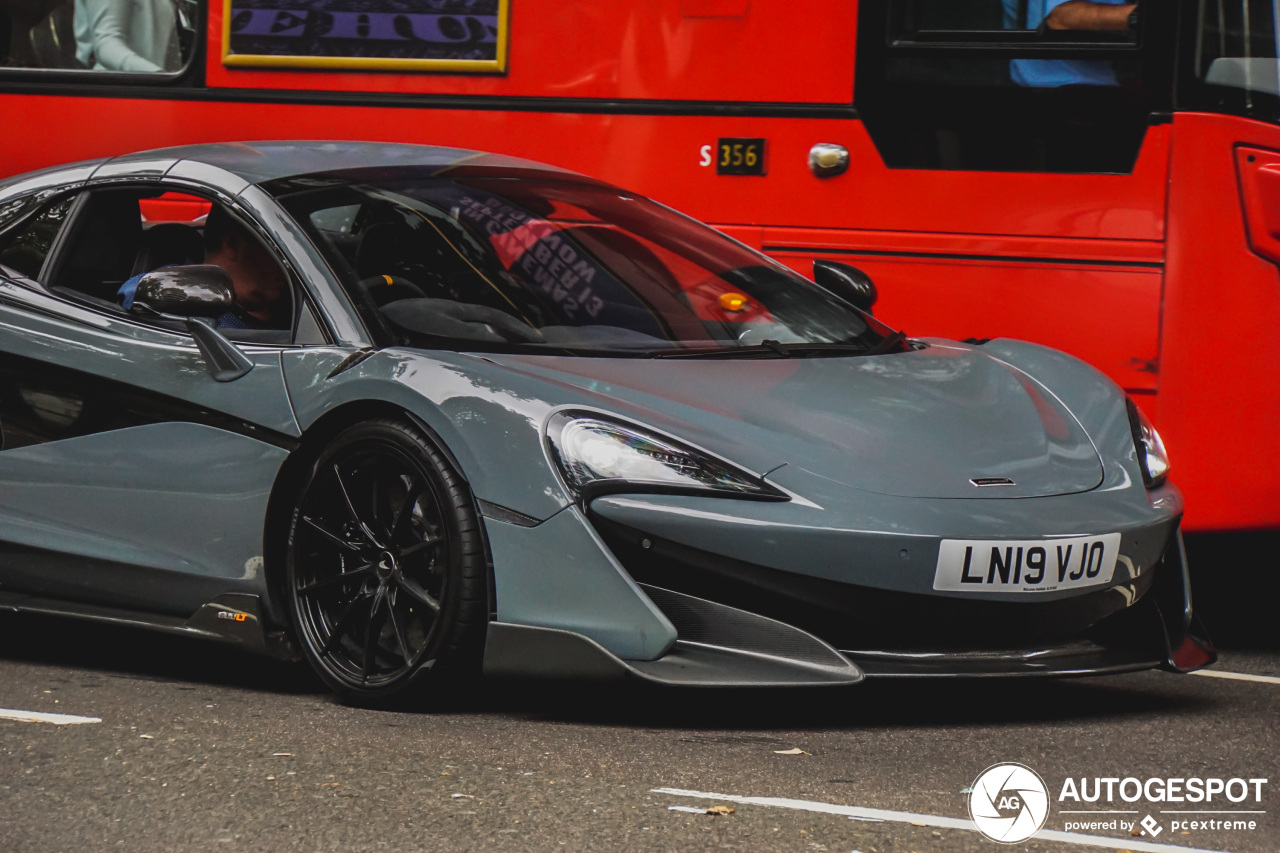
left=0, top=195, right=74, bottom=279
left=2, top=0, right=197, bottom=74
left=270, top=168, right=898, bottom=356
left=859, top=0, right=1166, bottom=173
left=905, top=0, right=1007, bottom=31
left=21, top=186, right=296, bottom=341
left=0, top=193, right=46, bottom=231
left=900, top=0, right=1138, bottom=39
left=1187, top=0, right=1280, bottom=120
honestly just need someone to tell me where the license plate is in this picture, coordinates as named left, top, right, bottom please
left=933, top=534, right=1121, bottom=593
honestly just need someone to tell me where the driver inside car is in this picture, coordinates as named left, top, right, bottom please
left=119, top=205, right=289, bottom=329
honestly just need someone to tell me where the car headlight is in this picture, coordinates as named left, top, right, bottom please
left=546, top=412, right=785, bottom=500
left=1126, top=398, right=1169, bottom=489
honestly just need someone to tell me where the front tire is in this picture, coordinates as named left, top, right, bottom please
left=285, top=418, right=486, bottom=705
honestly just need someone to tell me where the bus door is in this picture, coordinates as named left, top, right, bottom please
left=795, top=0, right=1176, bottom=416
left=1161, top=0, right=1280, bottom=531
left=825, top=0, right=1280, bottom=530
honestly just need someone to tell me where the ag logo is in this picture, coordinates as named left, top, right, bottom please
left=969, top=763, right=1050, bottom=843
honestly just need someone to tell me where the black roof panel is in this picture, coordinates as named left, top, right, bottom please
left=100, top=141, right=572, bottom=185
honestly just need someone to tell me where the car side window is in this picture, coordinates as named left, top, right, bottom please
left=38, top=185, right=304, bottom=345
left=0, top=193, right=76, bottom=280
left=47, top=187, right=157, bottom=304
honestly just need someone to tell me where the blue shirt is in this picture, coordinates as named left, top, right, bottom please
left=1003, top=0, right=1126, bottom=88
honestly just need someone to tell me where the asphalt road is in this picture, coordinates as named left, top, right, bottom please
left=0, top=534, right=1275, bottom=853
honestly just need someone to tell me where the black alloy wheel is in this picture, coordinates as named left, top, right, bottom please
left=285, top=418, right=486, bottom=704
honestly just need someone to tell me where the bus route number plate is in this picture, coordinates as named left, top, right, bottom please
left=716, top=138, right=767, bottom=176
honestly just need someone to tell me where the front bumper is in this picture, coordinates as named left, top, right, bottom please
left=589, top=508, right=1215, bottom=679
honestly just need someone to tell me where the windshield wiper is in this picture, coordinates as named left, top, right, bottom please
left=760, top=338, right=791, bottom=357
left=867, top=330, right=908, bottom=356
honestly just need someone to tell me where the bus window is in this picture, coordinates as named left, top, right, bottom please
left=1005, top=1, right=1138, bottom=89
left=858, top=0, right=1165, bottom=172
left=1, top=0, right=197, bottom=73
left=1189, top=0, right=1280, bottom=120
left=903, top=0, right=1010, bottom=31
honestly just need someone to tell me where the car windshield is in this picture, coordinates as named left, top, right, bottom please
left=268, top=166, right=898, bottom=356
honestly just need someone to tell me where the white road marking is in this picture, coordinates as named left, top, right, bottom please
left=0, top=708, right=102, bottom=725
left=1191, top=669, right=1280, bottom=685
left=651, top=788, right=1232, bottom=853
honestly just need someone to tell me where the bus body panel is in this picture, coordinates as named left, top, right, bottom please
left=0, top=0, right=1268, bottom=531
left=0, top=90, right=1165, bottom=468
left=204, top=0, right=859, bottom=105
left=770, top=248, right=1162, bottom=395
left=0, top=92, right=1167, bottom=392
left=1163, top=112, right=1280, bottom=532
left=0, top=95, right=1171, bottom=243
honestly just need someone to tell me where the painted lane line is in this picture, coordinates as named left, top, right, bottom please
left=651, top=788, right=1231, bottom=853
left=1190, top=669, right=1280, bottom=685
left=0, top=708, right=102, bottom=725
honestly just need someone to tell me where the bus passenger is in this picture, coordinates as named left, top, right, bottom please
left=1037, top=0, right=1136, bottom=30
left=1004, top=0, right=1137, bottom=87
left=74, top=0, right=178, bottom=72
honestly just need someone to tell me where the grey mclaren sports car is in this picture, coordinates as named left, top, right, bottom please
left=0, top=142, right=1214, bottom=703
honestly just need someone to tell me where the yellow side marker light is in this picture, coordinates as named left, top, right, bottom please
left=382, top=275, right=394, bottom=285
left=719, top=292, right=749, bottom=312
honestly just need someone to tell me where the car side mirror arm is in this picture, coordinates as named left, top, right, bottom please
left=130, top=265, right=253, bottom=382
left=186, top=317, right=254, bottom=382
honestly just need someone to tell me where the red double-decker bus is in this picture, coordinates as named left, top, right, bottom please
left=1, top=0, right=1277, bottom=531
